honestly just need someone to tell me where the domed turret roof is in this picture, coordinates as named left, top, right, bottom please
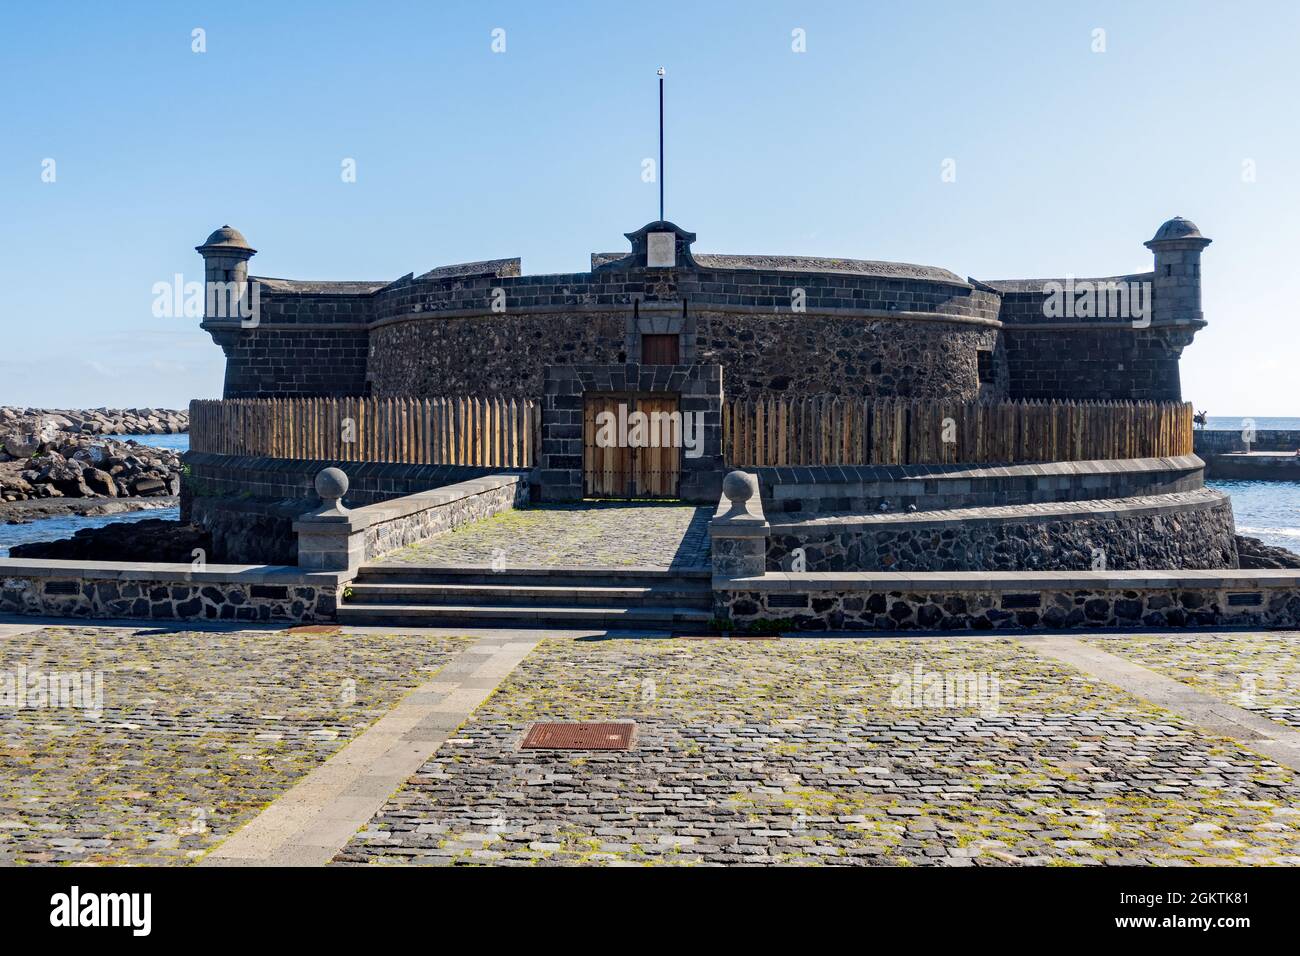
left=1149, top=217, right=1204, bottom=242
left=197, top=225, right=255, bottom=252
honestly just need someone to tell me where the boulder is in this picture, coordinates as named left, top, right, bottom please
left=130, top=476, right=168, bottom=496
left=83, top=468, right=119, bottom=497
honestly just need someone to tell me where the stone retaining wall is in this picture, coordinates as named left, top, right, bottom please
left=766, top=490, right=1238, bottom=572
left=714, top=570, right=1300, bottom=632
left=0, top=561, right=343, bottom=623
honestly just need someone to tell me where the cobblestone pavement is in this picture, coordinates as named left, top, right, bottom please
left=0, top=625, right=469, bottom=865
left=378, top=502, right=712, bottom=569
left=334, top=636, right=1300, bottom=866
left=1083, top=633, right=1300, bottom=731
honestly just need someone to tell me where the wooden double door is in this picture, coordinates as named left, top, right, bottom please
left=582, top=394, right=681, bottom=499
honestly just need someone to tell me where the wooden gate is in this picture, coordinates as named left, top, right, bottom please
left=582, top=394, right=681, bottom=498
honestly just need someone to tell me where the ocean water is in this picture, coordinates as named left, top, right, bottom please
left=108, top=433, right=190, bottom=452
left=0, top=506, right=180, bottom=558
left=1207, top=480, right=1300, bottom=555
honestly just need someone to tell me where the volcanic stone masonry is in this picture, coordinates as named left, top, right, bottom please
left=196, top=217, right=1210, bottom=405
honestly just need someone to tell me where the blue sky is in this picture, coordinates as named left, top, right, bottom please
left=2, top=0, right=1297, bottom=413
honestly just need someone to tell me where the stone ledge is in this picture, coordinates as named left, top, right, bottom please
left=0, top=558, right=350, bottom=587
left=717, top=569, right=1300, bottom=591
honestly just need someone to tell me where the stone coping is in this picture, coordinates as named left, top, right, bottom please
left=981, top=272, right=1155, bottom=293
left=0, top=558, right=350, bottom=587
left=715, top=569, right=1300, bottom=591
left=768, top=488, right=1228, bottom=532
left=756, top=454, right=1203, bottom=489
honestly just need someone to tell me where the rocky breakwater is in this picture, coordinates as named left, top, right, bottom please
left=0, top=411, right=188, bottom=522
left=0, top=405, right=189, bottom=439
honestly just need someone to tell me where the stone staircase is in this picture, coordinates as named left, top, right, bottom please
left=337, top=565, right=714, bottom=629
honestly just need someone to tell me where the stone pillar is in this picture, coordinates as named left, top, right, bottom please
left=1144, top=217, right=1212, bottom=326
left=708, top=470, right=769, bottom=578
left=294, top=468, right=369, bottom=571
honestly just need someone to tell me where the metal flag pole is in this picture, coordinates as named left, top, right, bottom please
left=657, top=67, right=665, bottom=223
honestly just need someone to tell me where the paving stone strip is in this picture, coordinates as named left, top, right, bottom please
left=1020, top=635, right=1300, bottom=773
left=0, top=622, right=46, bottom=639
left=201, top=633, right=540, bottom=866
left=1077, top=633, right=1300, bottom=732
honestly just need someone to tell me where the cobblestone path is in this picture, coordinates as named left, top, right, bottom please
left=0, top=625, right=469, bottom=865
left=335, top=636, right=1300, bottom=867
left=377, top=502, right=712, bottom=569
left=1083, top=633, right=1300, bottom=731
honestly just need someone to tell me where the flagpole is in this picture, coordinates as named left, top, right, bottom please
left=657, top=67, right=665, bottom=223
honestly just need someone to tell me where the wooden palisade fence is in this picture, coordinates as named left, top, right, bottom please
left=191, top=397, right=540, bottom=468
left=723, top=397, right=1193, bottom=467
left=192, top=396, right=1191, bottom=470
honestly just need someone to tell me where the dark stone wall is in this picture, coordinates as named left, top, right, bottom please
left=368, top=312, right=626, bottom=400
left=995, top=283, right=1193, bottom=400
left=210, top=326, right=370, bottom=398
left=366, top=309, right=1005, bottom=403
left=695, top=311, right=1005, bottom=400
left=201, top=260, right=1198, bottom=405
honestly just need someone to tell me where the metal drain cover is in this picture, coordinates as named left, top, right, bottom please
left=286, top=625, right=342, bottom=635
left=521, top=722, right=634, bottom=750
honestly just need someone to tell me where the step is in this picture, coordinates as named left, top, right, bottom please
left=344, top=582, right=711, bottom=608
left=336, top=602, right=713, bottom=628
left=354, top=565, right=710, bottom=587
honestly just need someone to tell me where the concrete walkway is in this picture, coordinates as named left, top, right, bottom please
left=200, top=633, right=540, bottom=866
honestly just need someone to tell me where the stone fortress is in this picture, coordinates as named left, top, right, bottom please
left=199, top=217, right=1209, bottom=407
left=9, top=213, right=1298, bottom=631
left=184, top=215, right=1243, bottom=591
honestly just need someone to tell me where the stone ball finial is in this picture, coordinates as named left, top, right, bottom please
left=314, top=467, right=349, bottom=504
left=722, top=470, right=754, bottom=505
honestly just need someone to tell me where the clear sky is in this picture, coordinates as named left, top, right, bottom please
left=2, top=1, right=1297, bottom=414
